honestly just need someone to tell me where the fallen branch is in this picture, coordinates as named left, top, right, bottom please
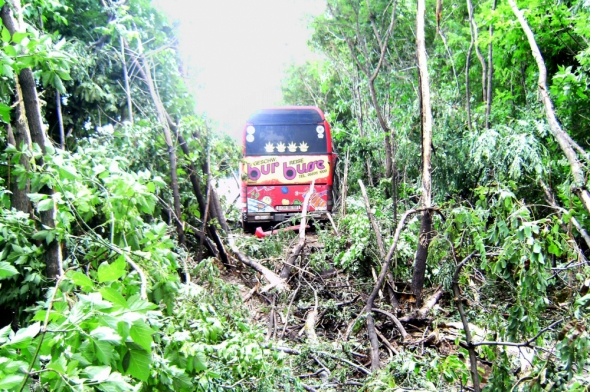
left=366, top=313, right=380, bottom=371
left=472, top=318, right=564, bottom=348
left=260, top=345, right=371, bottom=375
left=360, top=207, right=430, bottom=370
left=372, top=308, right=407, bottom=339
left=304, top=279, right=319, bottom=345
left=375, top=327, right=399, bottom=355
left=280, top=181, right=315, bottom=279
left=19, top=273, right=66, bottom=392
left=280, top=283, right=301, bottom=339
left=398, top=286, right=443, bottom=323
left=326, top=212, right=339, bottom=235
left=124, top=254, right=148, bottom=300
left=451, top=253, right=481, bottom=392
left=227, top=235, right=289, bottom=292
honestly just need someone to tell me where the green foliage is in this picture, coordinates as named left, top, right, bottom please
left=0, top=208, right=45, bottom=312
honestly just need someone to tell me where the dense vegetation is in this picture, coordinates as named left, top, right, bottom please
left=0, top=0, right=589, bottom=391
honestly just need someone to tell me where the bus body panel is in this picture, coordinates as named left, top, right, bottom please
left=242, top=154, right=333, bottom=185
left=244, top=183, right=332, bottom=223
left=240, top=107, right=336, bottom=227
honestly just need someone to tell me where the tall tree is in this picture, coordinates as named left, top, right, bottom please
left=412, top=0, right=434, bottom=308
left=509, top=0, right=590, bottom=215
left=1, top=0, right=63, bottom=279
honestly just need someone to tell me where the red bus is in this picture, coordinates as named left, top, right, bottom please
left=240, top=106, right=337, bottom=230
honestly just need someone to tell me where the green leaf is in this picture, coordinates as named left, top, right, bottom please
left=193, top=350, right=207, bottom=372
left=37, top=198, right=54, bottom=212
left=0, top=261, right=19, bottom=279
left=0, top=324, right=12, bottom=343
left=27, top=193, right=46, bottom=202
left=0, top=102, right=11, bottom=123
left=1, top=27, right=11, bottom=43
left=123, top=348, right=151, bottom=382
left=6, top=322, right=40, bottom=348
left=129, top=320, right=153, bottom=353
left=90, top=326, right=121, bottom=344
left=100, top=287, right=128, bottom=308
left=47, top=355, right=67, bottom=374
left=0, top=374, right=24, bottom=389
left=11, top=32, right=27, bottom=44
left=54, top=76, right=65, bottom=94
left=32, top=229, right=52, bottom=243
left=85, top=365, right=111, bottom=382
left=58, top=165, right=79, bottom=180
left=97, top=256, right=127, bottom=282
left=68, top=271, right=94, bottom=290
left=94, top=339, right=114, bottom=365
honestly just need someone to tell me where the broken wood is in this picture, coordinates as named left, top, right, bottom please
left=398, top=286, right=444, bottom=323
left=303, top=280, right=319, bottom=345
left=227, top=235, right=288, bottom=292
left=358, top=207, right=427, bottom=370
left=509, top=0, right=590, bottom=215
left=280, top=181, right=315, bottom=279
left=372, top=308, right=407, bottom=339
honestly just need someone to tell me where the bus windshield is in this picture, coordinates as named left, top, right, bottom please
left=245, top=108, right=328, bottom=156
left=245, top=124, right=328, bottom=156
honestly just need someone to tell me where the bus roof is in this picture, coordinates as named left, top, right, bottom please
left=247, top=106, right=325, bottom=125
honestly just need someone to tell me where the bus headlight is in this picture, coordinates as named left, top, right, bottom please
left=247, top=126, right=256, bottom=134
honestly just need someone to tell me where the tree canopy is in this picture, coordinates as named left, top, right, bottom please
left=0, top=0, right=589, bottom=390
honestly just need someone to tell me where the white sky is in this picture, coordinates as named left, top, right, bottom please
left=154, top=0, right=326, bottom=139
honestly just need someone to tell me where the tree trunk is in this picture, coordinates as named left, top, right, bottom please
left=485, top=0, right=497, bottom=129
left=467, top=0, right=487, bottom=102
left=7, top=103, right=31, bottom=214
left=170, top=118, right=230, bottom=263
left=125, top=39, right=186, bottom=246
left=333, top=0, right=397, bottom=193
left=56, top=91, right=65, bottom=149
left=509, top=0, right=590, bottom=215
left=120, top=36, right=133, bottom=124
left=465, top=0, right=474, bottom=131
left=413, top=0, right=434, bottom=308
left=2, top=2, right=62, bottom=279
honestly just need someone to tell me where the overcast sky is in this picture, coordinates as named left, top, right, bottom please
left=154, top=0, right=325, bottom=139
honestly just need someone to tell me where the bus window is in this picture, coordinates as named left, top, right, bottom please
left=245, top=124, right=328, bottom=156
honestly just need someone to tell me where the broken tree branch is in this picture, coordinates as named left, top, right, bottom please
left=280, top=181, right=315, bottom=279
left=227, top=235, right=289, bottom=292
left=509, top=0, right=590, bottom=214
left=452, top=252, right=480, bottom=392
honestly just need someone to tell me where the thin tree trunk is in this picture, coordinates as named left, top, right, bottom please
left=331, top=0, right=397, bottom=190
left=352, top=71, right=374, bottom=186
left=413, top=0, right=434, bottom=308
left=120, top=36, right=133, bottom=124
left=509, top=0, right=590, bottom=214
left=2, top=2, right=62, bottom=279
left=340, top=146, right=350, bottom=216
left=467, top=0, right=487, bottom=102
left=56, top=91, right=65, bottom=149
left=452, top=256, right=481, bottom=392
left=465, top=26, right=474, bottom=132
left=485, top=0, right=497, bottom=129
left=125, top=40, right=186, bottom=246
left=169, top=117, right=230, bottom=263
